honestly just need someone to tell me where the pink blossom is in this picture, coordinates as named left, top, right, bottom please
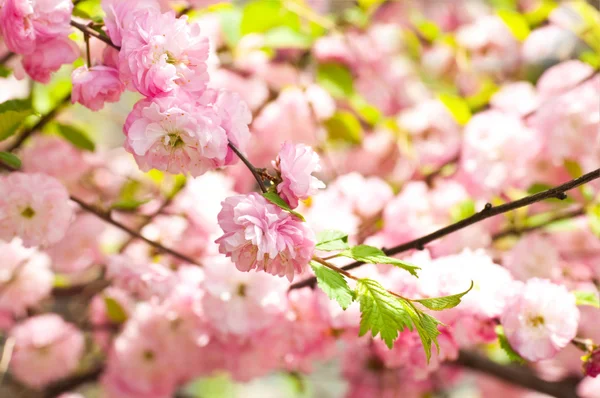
left=119, top=10, right=209, bottom=96
left=215, top=193, right=316, bottom=281
left=274, top=141, right=325, bottom=208
left=490, top=82, right=539, bottom=116
left=210, top=68, right=269, bottom=112
left=46, top=214, right=105, bottom=274
left=101, top=0, right=160, bottom=47
left=0, top=0, right=72, bottom=54
left=536, top=60, right=595, bottom=101
left=106, top=255, right=177, bottom=300
left=20, top=136, right=90, bottom=187
left=21, top=36, right=79, bottom=83
left=0, top=239, right=53, bottom=316
left=502, top=233, right=562, bottom=282
left=71, top=65, right=125, bottom=111
left=501, top=278, right=579, bottom=361
left=124, top=92, right=228, bottom=176
left=328, top=173, right=394, bottom=219
left=0, top=172, right=74, bottom=247
left=10, top=314, right=85, bottom=389
left=584, top=348, right=600, bottom=378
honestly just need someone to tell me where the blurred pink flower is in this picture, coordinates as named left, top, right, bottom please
left=0, top=172, right=74, bottom=247
left=490, top=82, right=539, bottom=116
left=10, top=314, right=84, bottom=388
left=216, top=193, right=315, bottom=281
left=71, top=65, right=125, bottom=111
left=501, top=278, right=579, bottom=361
left=21, top=36, right=79, bottom=83
left=503, top=233, right=562, bottom=282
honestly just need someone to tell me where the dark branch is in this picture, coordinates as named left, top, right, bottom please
left=290, top=168, right=600, bottom=289
left=43, top=366, right=104, bottom=398
left=70, top=20, right=120, bottom=50
left=228, top=142, right=267, bottom=193
left=492, top=207, right=585, bottom=240
left=453, top=350, right=580, bottom=398
left=0, top=52, right=15, bottom=66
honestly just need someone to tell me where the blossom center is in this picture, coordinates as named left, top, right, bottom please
left=528, top=315, right=545, bottom=327
left=21, top=206, right=36, bottom=219
left=164, top=132, right=185, bottom=149
left=143, top=349, right=155, bottom=362
left=165, top=51, right=178, bottom=65
left=236, top=283, right=247, bottom=297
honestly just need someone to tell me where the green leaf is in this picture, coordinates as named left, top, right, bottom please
left=563, top=159, right=583, bottom=179
left=111, top=199, right=150, bottom=211
left=0, top=65, right=12, bottom=78
left=73, top=0, right=104, bottom=23
left=449, top=199, right=476, bottom=222
left=324, top=111, right=363, bottom=145
left=316, top=63, right=355, bottom=99
left=416, top=281, right=474, bottom=311
left=104, top=296, right=128, bottom=324
left=356, top=278, right=414, bottom=348
left=524, top=0, right=558, bottom=27
left=438, top=93, right=471, bottom=125
left=414, top=19, right=441, bottom=42
left=341, top=245, right=420, bottom=276
left=357, top=0, right=384, bottom=11
left=588, top=204, right=600, bottom=238
left=316, top=230, right=349, bottom=251
left=0, top=98, right=34, bottom=141
left=310, top=261, right=355, bottom=310
left=497, top=10, right=531, bottom=41
left=495, top=325, right=526, bottom=364
left=218, top=8, right=243, bottom=48
left=263, top=191, right=305, bottom=221
left=263, top=26, right=313, bottom=49
left=0, top=152, right=21, bottom=169
left=240, top=0, right=299, bottom=35
left=465, top=78, right=499, bottom=112
left=349, top=94, right=382, bottom=125
left=574, top=290, right=600, bottom=308
left=56, top=123, right=95, bottom=151
left=410, top=310, right=442, bottom=362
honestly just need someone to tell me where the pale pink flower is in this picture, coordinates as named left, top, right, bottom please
left=71, top=65, right=125, bottom=111
left=101, top=0, right=160, bottom=46
left=490, top=82, right=539, bottom=116
left=20, top=136, right=90, bottom=187
left=209, top=69, right=269, bottom=112
left=0, top=172, right=74, bottom=247
left=0, top=0, right=72, bottom=54
left=0, top=239, right=53, bottom=316
left=46, top=214, right=105, bottom=274
left=106, top=255, right=177, bottom=300
left=119, top=10, right=209, bottom=96
left=501, top=278, right=579, bottom=361
left=503, top=233, right=562, bottom=282
left=274, top=141, right=325, bottom=209
left=215, top=193, right=316, bottom=282
left=10, top=314, right=85, bottom=389
left=21, top=36, right=79, bottom=83
left=536, top=60, right=595, bottom=101
left=124, top=93, right=228, bottom=177
left=328, top=173, right=393, bottom=219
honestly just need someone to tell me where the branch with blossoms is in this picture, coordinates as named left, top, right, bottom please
left=1, top=1, right=600, bottom=398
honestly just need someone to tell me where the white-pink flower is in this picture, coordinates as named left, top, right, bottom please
left=501, top=278, right=579, bottom=361
left=101, top=0, right=160, bottom=47
left=274, top=141, right=325, bottom=209
left=0, top=239, right=53, bottom=316
left=215, top=193, right=316, bottom=282
left=71, top=65, right=125, bottom=111
left=0, top=172, right=74, bottom=248
left=119, top=9, right=209, bottom=97
left=10, top=314, right=85, bottom=389
left=21, top=36, right=79, bottom=83
left=124, top=92, right=228, bottom=177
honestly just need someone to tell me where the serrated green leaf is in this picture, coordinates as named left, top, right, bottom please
left=56, top=123, right=95, bottom=151
left=263, top=26, right=313, bottom=49
left=111, top=199, right=150, bottom=211
left=438, top=93, right=471, bottom=125
left=410, top=310, right=442, bottom=362
left=104, top=296, right=128, bottom=324
left=497, top=10, right=531, bottom=41
left=356, top=278, right=413, bottom=348
left=574, top=290, right=600, bottom=308
left=341, top=245, right=420, bottom=276
left=263, top=191, right=305, bottom=221
left=310, top=261, right=355, bottom=310
left=316, top=63, right=355, bottom=99
left=495, top=325, right=526, bottom=364
left=316, top=230, right=349, bottom=251
left=0, top=152, right=21, bottom=169
left=324, top=111, right=363, bottom=145
left=0, top=99, right=34, bottom=141
left=416, top=281, right=474, bottom=311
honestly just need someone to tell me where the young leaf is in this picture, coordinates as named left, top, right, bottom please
left=111, top=199, right=151, bottom=212
left=438, top=93, right=471, bottom=125
left=495, top=325, right=526, bottom=364
left=588, top=204, right=600, bottom=238
left=341, top=245, right=420, bottom=276
left=104, top=296, right=128, bottom=324
left=264, top=26, right=313, bottom=49
left=57, top=123, right=95, bottom=151
left=356, top=278, right=413, bottom=348
left=324, top=111, right=363, bottom=145
left=416, top=281, right=474, bottom=311
left=262, top=191, right=306, bottom=221
left=0, top=65, right=12, bottom=78
left=497, top=10, right=531, bottom=41
left=410, top=310, right=442, bottom=362
left=573, top=290, right=600, bottom=308
left=0, top=152, right=21, bottom=169
left=310, top=261, right=355, bottom=310
left=316, top=63, right=355, bottom=98
left=0, top=99, right=34, bottom=141
left=316, top=230, right=349, bottom=251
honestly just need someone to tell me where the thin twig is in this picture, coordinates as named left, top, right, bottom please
left=70, top=20, right=120, bottom=50
left=492, top=207, right=585, bottom=240
left=228, top=142, right=267, bottom=193
left=0, top=52, right=15, bottom=66
left=290, top=168, right=600, bottom=289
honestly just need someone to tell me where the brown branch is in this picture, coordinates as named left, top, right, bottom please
left=492, top=207, right=585, bottom=240
left=7, top=94, right=72, bottom=152
left=290, top=168, right=600, bottom=289
left=228, top=142, right=267, bottom=193
left=0, top=52, right=15, bottom=66
left=43, top=365, right=104, bottom=398
left=453, top=350, right=580, bottom=398
left=70, top=20, right=120, bottom=50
